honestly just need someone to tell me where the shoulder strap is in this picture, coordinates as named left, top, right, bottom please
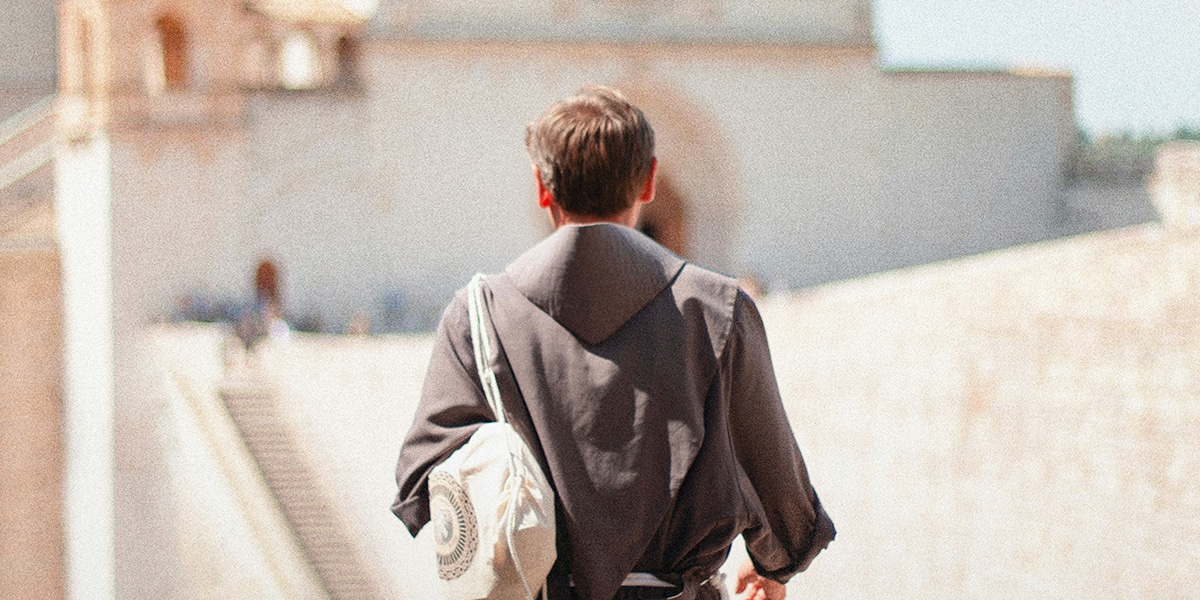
left=475, top=273, right=568, bottom=600
left=467, top=273, right=506, bottom=424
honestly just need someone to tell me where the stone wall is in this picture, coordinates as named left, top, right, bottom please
left=758, top=223, right=1200, bottom=598
left=0, top=202, right=65, bottom=600
left=1059, top=180, right=1156, bottom=237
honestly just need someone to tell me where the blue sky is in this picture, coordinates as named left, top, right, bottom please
left=873, top=0, right=1200, bottom=135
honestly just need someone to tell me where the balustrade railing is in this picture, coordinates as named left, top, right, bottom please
left=0, top=96, right=56, bottom=220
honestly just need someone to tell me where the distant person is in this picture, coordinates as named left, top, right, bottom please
left=393, top=85, right=833, bottom=600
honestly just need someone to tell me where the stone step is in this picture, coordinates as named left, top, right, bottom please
left=220, top=379, right=382, bottom=600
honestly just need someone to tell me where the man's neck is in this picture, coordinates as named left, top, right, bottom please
left=548, top=203, right=642, bottom=230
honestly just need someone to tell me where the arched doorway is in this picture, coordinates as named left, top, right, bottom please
left=638, top=177, right=687, bottom=257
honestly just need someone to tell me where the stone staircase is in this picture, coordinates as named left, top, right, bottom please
left=220, top=370, right=384, bottom=600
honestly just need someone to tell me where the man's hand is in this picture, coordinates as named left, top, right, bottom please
left=734, top=558, right=786, bottom=600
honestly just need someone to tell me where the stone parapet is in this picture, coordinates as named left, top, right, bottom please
left=369, top=0, right=873, bottom=47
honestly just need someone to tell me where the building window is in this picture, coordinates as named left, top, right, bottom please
left=78, top=19, right=94, bottom=96
left=279, top=30, right=321, bottom=90
left=154, top=15, right=188, bottom=91
left=335, top=35, right=359, bottom=88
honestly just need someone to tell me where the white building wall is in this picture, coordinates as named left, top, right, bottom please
left=244, top=92, right=379, bottom=330
left=661, top=49, right=885, bottom=286
left=362, top=41, right=890, bottom=290
left=363, top=46, right=552, bottom=318
left=109, top=134, right=251, bottom=321
left=877, top=71, right=1075, bottom=269
left=358, top=41, right=1075, bottom=292
left=107, top=130, right=249, bottom=597
left=101, top=46, right=1078, bottom=332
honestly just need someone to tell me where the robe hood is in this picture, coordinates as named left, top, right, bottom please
left=504, top=223, right=686, bottom=345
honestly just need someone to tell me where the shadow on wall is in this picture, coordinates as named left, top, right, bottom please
left=620, top=80, right=739, bottom=274
left=638, top=176, right=687, bottom=258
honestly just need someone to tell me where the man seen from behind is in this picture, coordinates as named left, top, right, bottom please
left=393, top=85, right=834, bottom=600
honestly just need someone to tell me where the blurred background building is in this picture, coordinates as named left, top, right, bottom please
left=2, top=0, right=1192, bottom=599
left=1, top=2, right=63, bottom=598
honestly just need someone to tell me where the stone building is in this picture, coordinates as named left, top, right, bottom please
left=0, top=0, right=1166, bottom=598
left=0, top=153, right=64, bottom=600
left=59, top=0, right=1091, bottom=339
left=0, top=2, right=62, bottom=599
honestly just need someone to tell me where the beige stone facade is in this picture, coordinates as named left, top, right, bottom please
left=0, top=201, right=65, bottom=600
left=1, top=2, right=63, bottom=591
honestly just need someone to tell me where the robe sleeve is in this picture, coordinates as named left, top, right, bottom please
left=391, top=292, right=495, bottom=536
left=725, top=291, right=835, bottom=583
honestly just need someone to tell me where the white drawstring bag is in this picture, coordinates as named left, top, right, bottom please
left=429, top=274, right=557, bottom=600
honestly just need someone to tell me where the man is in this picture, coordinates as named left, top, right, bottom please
left=393, top=85, right=834, bottom=600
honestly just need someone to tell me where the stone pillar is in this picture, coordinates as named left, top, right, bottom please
left=1150, top=140, right=1200, bottom=229
left=55, top=133, right=115, bottom=600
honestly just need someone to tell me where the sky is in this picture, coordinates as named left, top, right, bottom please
left=873, top=0, right=1200, bottom=136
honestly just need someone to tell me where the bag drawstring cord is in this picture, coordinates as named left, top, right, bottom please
left=469, top=274, right=542, bottom=600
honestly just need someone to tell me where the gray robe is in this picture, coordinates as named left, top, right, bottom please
left=393, top=223, right=834, bottom=600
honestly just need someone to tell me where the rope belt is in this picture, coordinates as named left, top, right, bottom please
left=568, top=571, right=729, bottom=597
left=621, top=573, right=676, bottom=587
left=567, top=573, right=674, bottom=588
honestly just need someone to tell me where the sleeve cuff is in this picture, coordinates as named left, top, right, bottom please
left=391, top=491, right=430, bottom=538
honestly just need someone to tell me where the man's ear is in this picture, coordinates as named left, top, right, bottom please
left=638, top=157, right=658, bottom=204
left=533, top=165, right=553, bottom=209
